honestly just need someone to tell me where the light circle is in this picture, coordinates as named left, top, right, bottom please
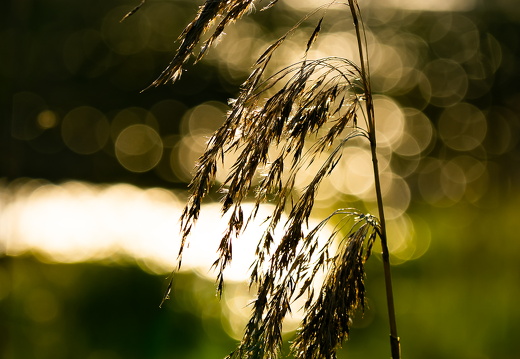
left=115, top=124, right=163, bottom=173
left=438, top=102, right=487, bottom=151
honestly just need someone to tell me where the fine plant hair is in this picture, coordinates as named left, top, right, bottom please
left=123, top=1, right=401, bottom=358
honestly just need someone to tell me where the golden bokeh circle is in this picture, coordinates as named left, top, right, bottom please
left=115, top=124, right=163, bottom=173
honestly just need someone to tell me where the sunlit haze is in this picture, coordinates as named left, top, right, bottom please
left=0, top=178, right=431, bottom=269
left=0, top=181, right=270, bottom=280
left=284, top=0, right=477, bottom=12
left=0, top=179, right=430, bottom=338
left=3, top=0, right=519, bottom=357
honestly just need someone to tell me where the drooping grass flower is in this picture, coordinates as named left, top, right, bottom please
left=125, top=1, right=401, bottom=358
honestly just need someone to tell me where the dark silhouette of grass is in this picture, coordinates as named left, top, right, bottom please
left=124, top=1, right=401, bottom=358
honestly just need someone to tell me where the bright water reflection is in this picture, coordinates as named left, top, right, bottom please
left=0, top=180, right=312, bottom=339
left=0, top=178, right=431, bottom=338
left=0, top=179, right=430, bottom=271
left=0, top=180, right=270, bottom=282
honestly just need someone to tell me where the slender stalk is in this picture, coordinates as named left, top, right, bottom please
left=348, top=1, right=401, bottom=358
left=369, top=132, right=401, bottom=359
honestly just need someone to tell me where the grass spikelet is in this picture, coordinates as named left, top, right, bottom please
left=179, top=56, right=366, bottom=275
left=177, top=48, right=377, bottom=354
left=291, top=212, right=378, bottom=359
left=305, top=17, right=324, bottom=55
left=139, top=1, right=402, bottom=358
left=146, top=0, right=262, bottom=88
left=120, top=0, right=146, bottom=22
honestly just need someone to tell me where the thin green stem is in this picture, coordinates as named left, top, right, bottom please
left=348, top=1, right=401, bottom=358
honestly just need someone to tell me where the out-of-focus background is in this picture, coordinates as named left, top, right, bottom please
left=2, top=0, right=519, bottom=358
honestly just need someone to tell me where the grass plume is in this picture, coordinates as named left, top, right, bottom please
left=126, top=0, right=401, bottom=357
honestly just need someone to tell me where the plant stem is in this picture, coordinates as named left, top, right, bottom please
left=369, top=132, right=401, bottom=359
left=348, top=1, right=401, bottom=358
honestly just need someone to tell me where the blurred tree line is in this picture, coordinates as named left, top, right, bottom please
left=2, top=0, right=518, bottom=189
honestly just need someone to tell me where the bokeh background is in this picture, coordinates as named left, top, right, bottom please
left=2, top=0, right=520, bottom=358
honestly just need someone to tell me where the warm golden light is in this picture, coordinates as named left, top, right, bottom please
left=1, top=178, right=431, bottom=267
left=115, top=124, right=163, bottom=172
left=0, top=174, right=431, bottom=338
left=0, top=181, right=293, bottom=280
left=284, top=0, right=476, bottom=12
left=37, top=110, right=58, bottom=129
left=382, top=0, right=476, bottom=12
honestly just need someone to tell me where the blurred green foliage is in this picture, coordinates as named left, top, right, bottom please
left=3, top=195, right=520, bottom=359
left=2, top=0, right=520, bottom=358
left=1, top=256, right=235, bottom=359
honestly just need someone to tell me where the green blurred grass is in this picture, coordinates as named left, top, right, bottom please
left=3, top=191, right=519, bottom=358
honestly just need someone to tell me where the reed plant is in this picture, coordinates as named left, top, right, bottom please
left=124, top=1, right=401, bottom=357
